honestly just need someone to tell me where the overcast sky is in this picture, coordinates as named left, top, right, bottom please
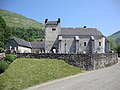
left=0, top=0, right=120, bottom=36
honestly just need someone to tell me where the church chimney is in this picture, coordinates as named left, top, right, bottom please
left=45, top=19, right=48, bottom=24
left=57, top=18, right=60, bottom=23
left=83, top=26, right=87, bottom=28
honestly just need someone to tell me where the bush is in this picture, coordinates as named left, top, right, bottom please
left=0, top=47, right=4, bottom=53
left=0, top=41, right=4, bottom=47
left=0, top=61, right=9, bottom=74
left=4, top=54, right=17, bottom=64
left=116, top=46, right=120, bottom=52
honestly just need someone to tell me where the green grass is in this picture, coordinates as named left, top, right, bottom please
left=0, top=58, right=81, bottom=90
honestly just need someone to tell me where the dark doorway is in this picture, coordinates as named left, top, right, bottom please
left=51, top=47, right=56, bottom=53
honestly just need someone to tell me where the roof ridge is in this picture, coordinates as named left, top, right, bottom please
left=61, top=27, right=97, bottom=29
left=60, top=28, right=103, bottom=36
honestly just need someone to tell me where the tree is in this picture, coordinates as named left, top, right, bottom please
left=0, top=41, right=4, bottom=52
left=115, top=46, right=120, bottom=52
left=0, top=16, right=11, bottom=47
left=0, top=41, right=4, bottom=47
left=0, top=16, right=6, bottom=43
left=4, top=26, right=12, bottom=44
left=109, top=38, right=117, bottom=51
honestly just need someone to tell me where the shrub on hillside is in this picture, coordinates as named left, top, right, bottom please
left=0, top=61, right=9, bottom=74
left=4, top=54, right=17, bottom=64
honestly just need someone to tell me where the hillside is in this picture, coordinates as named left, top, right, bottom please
left=0, top=9, right=45, bottom=41
left=0, top=9, right=43, bottom=29
left=108, top=30, right=120, bottom=45
left=0, top=58, right=81, bottom=90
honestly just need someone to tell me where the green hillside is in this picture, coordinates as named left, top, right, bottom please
left=0, top=9, right=43, bottom=29
left=0, top=9, right=45, bottom=42
left=108, top=30, right=120, bottom=45
left=0, top=58, right=81, bottom=90
left=108, top=31, right=120, bottom=40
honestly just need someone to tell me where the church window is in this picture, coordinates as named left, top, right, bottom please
left=99, top=42, right=101, bottom=46
left=52, top=28, right=56, bottom=31
left=84, top=42, right=86, bottom=46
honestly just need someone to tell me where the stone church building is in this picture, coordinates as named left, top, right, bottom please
left=45, top=18, right=110, bottom=54
left=4, top=18, right=110, bottom=54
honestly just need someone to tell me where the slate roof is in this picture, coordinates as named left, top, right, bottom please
left=30, top=41, right=45, bottom=49
left=12, top=37, right=45, bottom=49
left=13, top=37, right=31, bottom=48
left=60, top=28, right=103, bottom=36
left=46, top=21, right=58, bottom=25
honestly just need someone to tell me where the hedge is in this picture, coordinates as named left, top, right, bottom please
left=4, top=54, right=17, bottom=64
left=0, top=61, right=9, bottom=74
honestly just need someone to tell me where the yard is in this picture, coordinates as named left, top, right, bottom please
left=0, top=58, right=81, bottom=90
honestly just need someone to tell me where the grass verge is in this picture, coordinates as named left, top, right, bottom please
left=0, top=58, right=81, bottom=90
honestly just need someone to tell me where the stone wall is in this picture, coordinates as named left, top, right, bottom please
left=17, top=53, right=118, bottom=70
left=0, top=53, right=5, bottom=60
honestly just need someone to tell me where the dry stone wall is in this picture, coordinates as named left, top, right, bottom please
left=17, top=53, right=118, bottom=70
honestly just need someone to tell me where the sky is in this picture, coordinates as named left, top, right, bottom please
left=0, top=0, right=120, bottom=36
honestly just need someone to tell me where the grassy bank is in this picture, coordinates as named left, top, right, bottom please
left=0, top=58, right=81, bottom=90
